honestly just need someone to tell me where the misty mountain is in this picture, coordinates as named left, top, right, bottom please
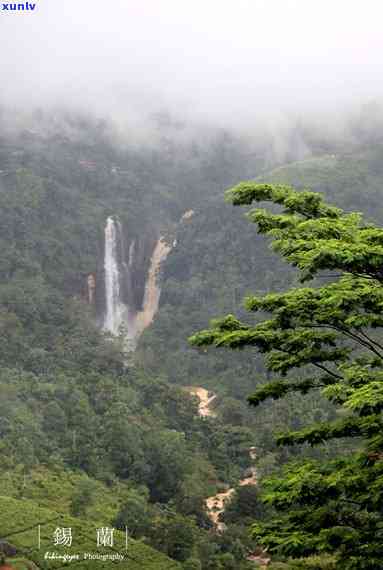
left=0, top=105, right=383, bottom=569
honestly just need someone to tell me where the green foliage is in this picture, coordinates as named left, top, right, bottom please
left=0, top=495, right=181, bottom=569
left=69, top=478, right=99, bottom=517
left=147, top=511, right=197, bottom=562
left=268, top=558, right=336, bottom=570
left=223, top=485, right=266, bottom=525
left=183, top=558, right=202, bottom=570
left=190, top=183, right=383, bottom=569
left=113, top=492, right=152, bottom=538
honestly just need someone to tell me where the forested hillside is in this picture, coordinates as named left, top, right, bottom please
left=1, top=105, right=383, bottom=569
left=0, top=109, right=271, bottom=569
left=139, top=126, right=383, bottom=469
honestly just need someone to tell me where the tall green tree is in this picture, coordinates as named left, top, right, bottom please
left=190, top=183, right=383, bottom=569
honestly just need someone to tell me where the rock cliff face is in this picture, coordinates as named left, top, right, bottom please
left=86, top=273, right=96, bottom=305
left=93, top=216, right=170, bottom=348
left=129, top=237, right=172, bottom=343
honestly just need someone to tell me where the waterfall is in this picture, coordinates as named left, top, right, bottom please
left=102, top=216, right=171, bottom=347
left=128, top=240, right=135, bottom=266
left=103, top=216, right=123, bottom=335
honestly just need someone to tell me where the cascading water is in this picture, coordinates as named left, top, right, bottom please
left=102, top=216, right=171, bottom=347
left=128, top=240, right=135, bottom=266
left=103, top=216, right=123, bottom=335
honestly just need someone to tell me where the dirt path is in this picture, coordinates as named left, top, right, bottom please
left=186, top=386, right=217, bottom=417
left=186, top=387, right=258, bottom=526
left=186, top=387, right=270, bottom=567
left=205, top=453, right=258, bottom=533
left=239, top=467, right=257, bottom=487
left=205, top=488, right=235, bottom=532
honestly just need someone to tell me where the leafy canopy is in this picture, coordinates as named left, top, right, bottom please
left=190, top=183, right=383, bottom=569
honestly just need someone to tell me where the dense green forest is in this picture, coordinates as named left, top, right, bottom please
left=1, top=104, right=383, bottom=569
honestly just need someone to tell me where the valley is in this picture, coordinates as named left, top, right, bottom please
left=0, top=106, right=382, bottom=569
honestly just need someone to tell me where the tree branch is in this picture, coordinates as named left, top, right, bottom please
left=358, top=328, right=383, bottom=352
left=313, top=363, right=343, bottom=380
left=309, top=324, right=383, bottom=359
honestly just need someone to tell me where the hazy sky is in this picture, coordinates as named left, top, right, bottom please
left=1, top=0, right=383, bottom=126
